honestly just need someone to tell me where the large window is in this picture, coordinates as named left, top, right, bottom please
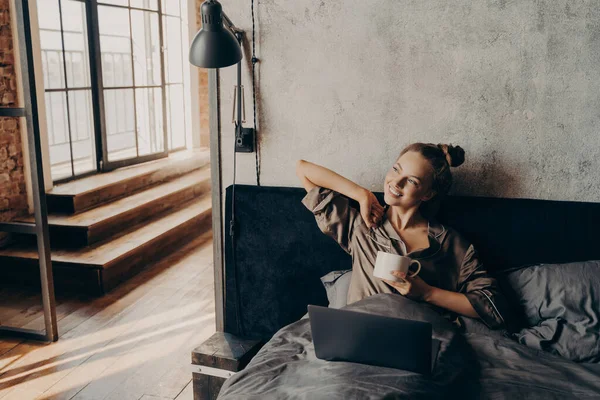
left=162, top=1, right=192, bottom=151
left=38, top=0, right=95, bottom=180
left=37, top=0, right=192, bottom=181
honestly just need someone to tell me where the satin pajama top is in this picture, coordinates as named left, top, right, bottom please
left=302, top=185, right=511, bottom=330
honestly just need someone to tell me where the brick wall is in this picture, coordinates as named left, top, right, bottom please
left=195, top=0, right=209, bottom=147
left=0, top=0, right=27, bottom=231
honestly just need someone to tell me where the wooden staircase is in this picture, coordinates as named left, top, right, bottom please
left=0, top=149, right=213, bottom=295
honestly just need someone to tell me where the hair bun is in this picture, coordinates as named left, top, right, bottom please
left=437, top=144, right=465, bottom=168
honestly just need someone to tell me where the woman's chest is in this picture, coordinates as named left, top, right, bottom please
left=353, top=229, right=459, bottom=290
left=397, top=229, right=430, bottom=254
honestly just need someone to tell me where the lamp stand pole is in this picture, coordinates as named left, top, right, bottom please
left=194, top=2, right=246, bottom=334
left=209, top=68, right=225, bottom=332
left=210, top=30, right=244, bottom=333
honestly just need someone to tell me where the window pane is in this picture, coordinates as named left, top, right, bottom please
left=37, top=0, right=61, bottom=30
left=46, top=92, right=72, bottom=179
left=99, top=5, right=133, bottom=87
left=160, top=0, right=179, bottom=16
left=42, top=50, right=65, bottom=89
left=45, top=92, right=68, bottom=146
left=37, top=0, right=64, bottom=89
left=61, top=0, right=85, bottom=32
left=61, top=0, right=91, bottom=88
left=166, top=86, right=171, bottom=149
left=131, top=10, right=161, bottom=86
left=131, top=0, right=158, bottom=11
left=164, top=16, right=182, bottom=83
left=104, top=88, right=136, bottom=161
left=167, top=84, right=185, bottom=149
left=181, top=4, right=192, bottom=149
left=136, top=87, right=163, bottom=156
left=98, top=0, right=128, bottom=6
left=68, top=90, right=96, bottom=175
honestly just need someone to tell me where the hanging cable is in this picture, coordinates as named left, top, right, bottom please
left=251, top=0, right=260, bottom=186
left=231, top=120, right=244, bottom=337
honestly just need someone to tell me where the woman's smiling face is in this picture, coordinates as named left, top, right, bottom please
left=384, top=151, right=436, bottom=207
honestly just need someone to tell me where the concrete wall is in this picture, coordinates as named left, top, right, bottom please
left=218, top=0, right=600, bottom=202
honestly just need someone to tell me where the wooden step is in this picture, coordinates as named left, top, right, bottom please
left=0, top=197, right=212, bottom=295
left=47, top=149, right=210, bottom=214
left=18, top=168, right=211, bottom=248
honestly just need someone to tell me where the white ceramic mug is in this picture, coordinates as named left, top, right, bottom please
left=373, top=251, right=421, bottom=283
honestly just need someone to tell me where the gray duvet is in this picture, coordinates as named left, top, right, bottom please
left=218, top=294, right=600, bottom=399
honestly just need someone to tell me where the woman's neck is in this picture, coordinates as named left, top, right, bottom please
left=386, top=205, right=427, bottom=231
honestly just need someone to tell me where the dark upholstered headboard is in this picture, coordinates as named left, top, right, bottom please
left=224, top=184, right=600, bottom=340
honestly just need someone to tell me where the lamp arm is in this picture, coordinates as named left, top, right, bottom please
left=221, top=11, right=235, bottom=30
left=219, top=9, right=243, bottom=143
left=206, top=4, right=244, bottom=142
left=222, top=11, right=243, bottom=36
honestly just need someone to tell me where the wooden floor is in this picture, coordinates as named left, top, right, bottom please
left=0, top=232, right=215, bottom=400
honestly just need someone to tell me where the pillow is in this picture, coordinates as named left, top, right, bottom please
left=503, top=260, right=600, bottom=362
left=320, top=269, right=352, bottom=309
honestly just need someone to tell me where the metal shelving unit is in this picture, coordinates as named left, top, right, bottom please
left=0, top=0, right=58, bottom=342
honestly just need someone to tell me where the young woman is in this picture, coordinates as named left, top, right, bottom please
left=296, top=143, right=510, bottom=330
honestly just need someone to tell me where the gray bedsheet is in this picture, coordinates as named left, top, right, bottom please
left=218, top=294, right=600, bottom=400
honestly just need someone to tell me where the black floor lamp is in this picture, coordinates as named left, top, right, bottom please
left=189, top=0, right=256, bottom=335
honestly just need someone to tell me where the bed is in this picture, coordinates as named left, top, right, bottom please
left=216, top=184, right=600, bottom=399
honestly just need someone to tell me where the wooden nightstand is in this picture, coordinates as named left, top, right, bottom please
left=191, top=332, right=263, bottom=400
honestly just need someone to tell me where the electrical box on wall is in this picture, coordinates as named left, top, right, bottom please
left=235, top=128, right=255, bottom=153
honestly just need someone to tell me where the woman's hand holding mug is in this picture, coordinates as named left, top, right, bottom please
left=385, top=271, right=432, bottom=301
left=373, top=251, right=432, bottom=301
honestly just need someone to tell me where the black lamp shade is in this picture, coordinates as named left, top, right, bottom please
left=189, top=0, right=242, bottom=68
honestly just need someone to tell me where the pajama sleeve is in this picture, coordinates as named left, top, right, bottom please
left=301, top=186, right=361, bottom=255
left=458, top=244, right=511, bottom=330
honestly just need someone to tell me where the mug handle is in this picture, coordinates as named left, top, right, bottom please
left=408, top=260, right=421, bottom=277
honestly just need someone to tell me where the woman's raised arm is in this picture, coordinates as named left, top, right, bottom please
left=295, top=159, right=364, bottom=199
left=295, top=160, right=383, bottom=229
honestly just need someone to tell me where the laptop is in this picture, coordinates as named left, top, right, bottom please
left=307, top=305, right=441, bottom=374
